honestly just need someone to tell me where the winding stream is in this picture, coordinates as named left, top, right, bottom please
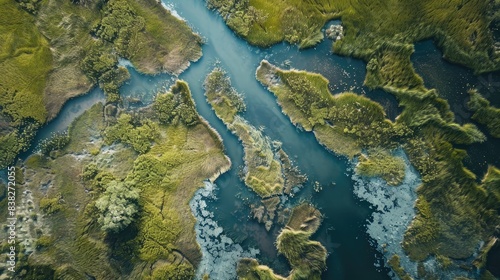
left=16, top=1, right=500, bottom=279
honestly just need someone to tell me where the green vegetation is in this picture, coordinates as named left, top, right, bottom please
left=13, top=81, right=231, bottom=278
left=468, top=90, right=500, bottom=138
left=153, top=81, right=200, bottom=126
left=257, top=60, right=500, bottom=275
left=276, top=229, right=327, bottom=280
left=205, top=68, right=286, bottom=197
left=147, top=263, right=194, bottom=280
left=37, top=131, right=70, bottom=156
left=95, top=180, right=140, bottom=232
left=104, top=113, right=160, bottom=154
left=257, top=60, right=401, bottom=159
left=238, top=205, right=327, bottom=280
left=0, top=0, right=202, bottom=168
left=356, top=148, right=406, bottom=186
left=388, top=255, right=413, bottom=280
left=204, top=67, right=246, bottom=124
left=39, top=194, right=63, bottom=215
left=286, top=203, right=322, bottom=234
left=238, top=258, right=287, bottom=280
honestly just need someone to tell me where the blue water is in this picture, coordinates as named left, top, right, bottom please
left=13, top=1, right=500, bottom=279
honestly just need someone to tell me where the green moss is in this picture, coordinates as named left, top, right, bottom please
left=0, top=0, right=51, bottom=124
left=468, top=90, right=500, bottom=138
left=209, top=0, right=500, bottom=82
left=237, top=258, right=286, bottom=280
left=388, top=254, right=413, bottom=280
left=238, top=206, right=327, bottom=280
left=257, top=60, right=398, bottom=159
left=286, top=203, right=322, bottom=234
left=35, top=235, right=54, bottom=250
left=20, top=81, right=230, bottom=277
left=39, top=194, right=63, bottom=215
left=356, top=148, right=406, bottom=186
left=276, top=228, right=327, bottom=280
left=204, top=68, right=246, bottom=124
left=104, top=113, right=160, bottom=154
left=0, top=0, right=202, bottom=168
left=153, top=81, right=200, bottom=126
left=147, top=262, right=194, bottom=280
left=37, top=131, right=70, bottom=156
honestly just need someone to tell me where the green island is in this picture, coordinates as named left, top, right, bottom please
left=4, top=81, right=231, bottom=279
left=468, top=89, right=500, bottom=138
left=204, top=68, right=305, bottom=198
left=0, top=0, right=202, bottom=168
left=257, top=60, right=500, bottom=276
left=237, top=203, right=327, bottom=280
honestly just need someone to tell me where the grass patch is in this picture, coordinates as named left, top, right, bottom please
left=204, top=68, right=246, bottom=124
left=257, top=60, right=399, bottom=160
left=286, top=203, right=322, bottom=234
left=356, top=148, right=406, bottom=186
left=468, top=89, right=500, bottom=138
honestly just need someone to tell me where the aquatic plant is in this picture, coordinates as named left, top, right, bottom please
left=190, top=182, right=260, bottom=279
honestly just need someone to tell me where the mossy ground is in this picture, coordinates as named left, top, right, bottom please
left=257, top=60, right=500, bottom=276
left=9, top=81, right=230, bottom=279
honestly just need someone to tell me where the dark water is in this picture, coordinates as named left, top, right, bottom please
left=13, top=1, right=500, bottom=280
left=412, top=40, right=500, bottom=177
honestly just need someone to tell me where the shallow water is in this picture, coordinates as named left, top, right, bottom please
left=12, top=1, right=500, bottom=279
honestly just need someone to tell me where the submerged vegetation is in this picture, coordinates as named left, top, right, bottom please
left=0, top=0, right=202, bottom=168
left=257, top=60, right=500, bottom=277
left=6, top=81, right=231, bottom=279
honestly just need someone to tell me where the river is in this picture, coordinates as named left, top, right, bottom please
left=14, top=0, right=500, bottom=279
